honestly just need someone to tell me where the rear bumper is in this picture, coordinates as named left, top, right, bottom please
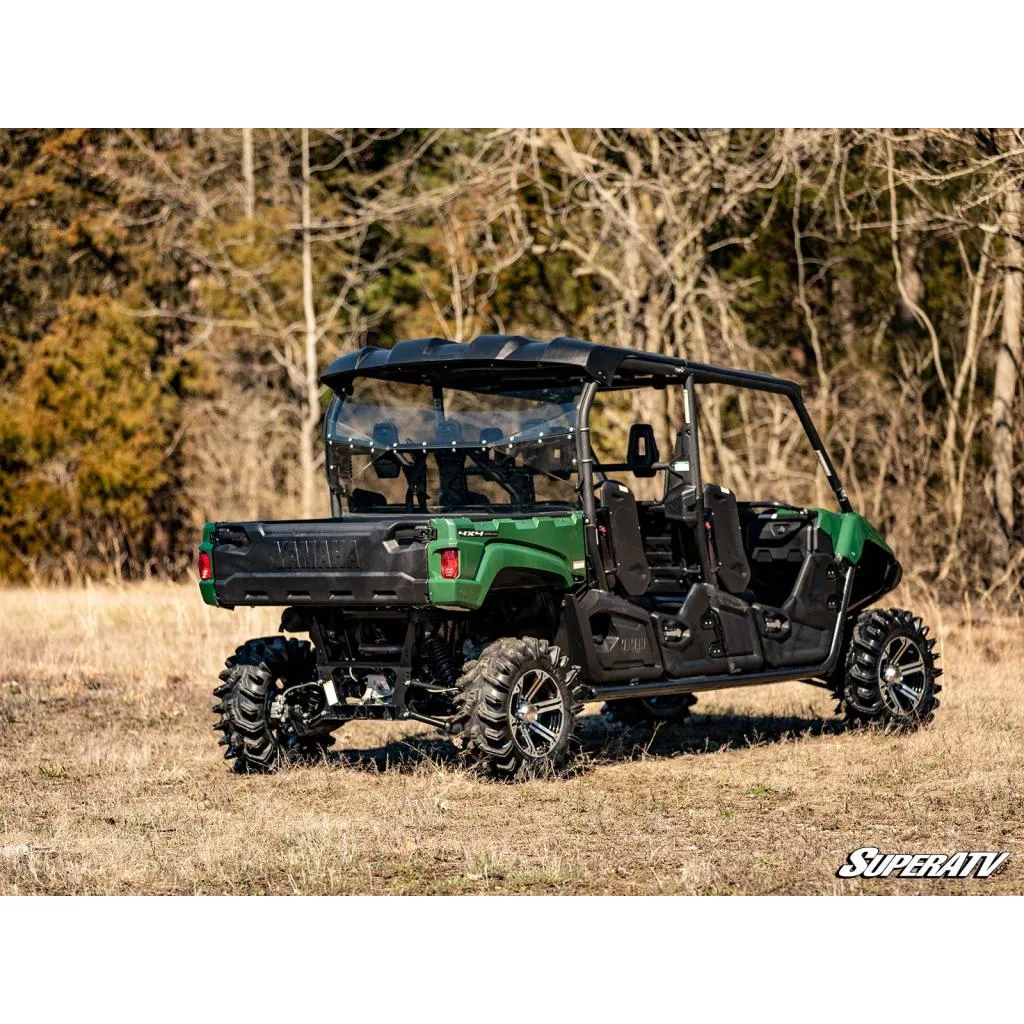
left=214, top=569, right=428, bottom=607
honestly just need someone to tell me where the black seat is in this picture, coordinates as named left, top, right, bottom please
left=663, top=429, right=697, bottom=523
left=434, top=424, right=473, bottom=506
left=638, top=504, right=690, bottom=595
left=599, top=480, right=651, bottom=597
left=371, top=421, right=402, bottom=479
left=478, top=427, right=534, bottom=506
left=703, top=484, right=751, bottom=595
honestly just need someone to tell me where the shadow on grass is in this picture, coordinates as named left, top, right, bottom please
left=577, top=709, right=849, bottom=764
left=315, top=708, right=852, bottom=779
left=329, top=733, right=460, bottom=775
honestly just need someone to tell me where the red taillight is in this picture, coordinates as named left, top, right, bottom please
left=198, top=551, right=212, bottom=581
left=439, top=548, right=459, bottom=580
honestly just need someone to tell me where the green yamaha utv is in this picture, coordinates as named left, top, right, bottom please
left=199, top=335, right=941, bottom=778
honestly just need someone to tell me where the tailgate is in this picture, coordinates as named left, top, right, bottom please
left=205, top=517, right=432, bottom=608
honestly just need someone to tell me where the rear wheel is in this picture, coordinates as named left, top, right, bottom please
left=840, top=609, right=941, bottom=730
left=212, top=636, right=335, bottom=772
left=602, top=693, right=697, bottom=727
left=454, top=637, right=583, bottom=779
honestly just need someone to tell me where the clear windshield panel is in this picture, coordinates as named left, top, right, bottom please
left=325, top=380, right=582, bottom=514
left=325, top=379, right=579, bottom=449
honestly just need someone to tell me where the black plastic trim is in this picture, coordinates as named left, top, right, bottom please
left=586, top=564, right=855, bottom=702
left=211, top=518, right=430, bottom=608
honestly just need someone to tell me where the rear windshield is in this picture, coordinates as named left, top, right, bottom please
left=326, top=379, right=579, bottom=449
left=324, top=379, right=582, bottom=514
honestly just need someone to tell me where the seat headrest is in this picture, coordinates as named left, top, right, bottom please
left=372, top=421, right=399, bottom=448
left=627, top=423, right=660, bottom=478
left=436, top=420, right=462, bottom=445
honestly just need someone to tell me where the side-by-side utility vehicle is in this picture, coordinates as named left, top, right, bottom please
left=199, top=336, right=941, bottom=777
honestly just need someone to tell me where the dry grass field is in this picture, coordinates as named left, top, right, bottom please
left=0, top=583, right=1021, bottom=894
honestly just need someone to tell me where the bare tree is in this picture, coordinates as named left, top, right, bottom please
left=242, top=127, right=255, bottom=221
left=36, top=126, right=1024, bottom=599
left=992, top=177, right=1023, bottom=574
left=522, top=128, right=791, bottom=496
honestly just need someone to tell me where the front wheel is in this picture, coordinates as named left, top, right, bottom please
left=840, top=608, right=941, bottom=730
left=454, top=637, right=583, bottom=779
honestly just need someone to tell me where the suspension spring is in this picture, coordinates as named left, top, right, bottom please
left=423, top=633, right=457, bottom=687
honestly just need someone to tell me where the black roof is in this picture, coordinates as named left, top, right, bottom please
left=320, top=335, right=797, bottom=395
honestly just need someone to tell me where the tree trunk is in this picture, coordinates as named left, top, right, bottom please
left=832, top=272, right=856, bottom=353
left=299, top=128, right=320, bottom=520
left=991, top=183, right=1023, bottom=577
left=894, top=229, right=925, bottom=332
left=242, top=128, right=255, bottom=222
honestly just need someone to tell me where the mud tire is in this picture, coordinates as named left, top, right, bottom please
left=454, top=637, right=584, bottom=780
left=840, top=609, right=941, bottom=730
left=211, top=636, right=332, bottom=772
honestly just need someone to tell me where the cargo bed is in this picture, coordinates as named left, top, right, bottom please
left=202, top=516, right=434, bottom=608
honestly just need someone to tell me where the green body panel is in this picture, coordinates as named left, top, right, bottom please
left=199, top=521, right=218, bottom=606
left=427, top=511, right=586, bottom=609
left=810, top=508, right=893, bottom=564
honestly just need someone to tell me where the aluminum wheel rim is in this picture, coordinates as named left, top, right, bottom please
left=879, top=635, right=927, bottom=716
left=508, top=667, right=565, bottom=758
